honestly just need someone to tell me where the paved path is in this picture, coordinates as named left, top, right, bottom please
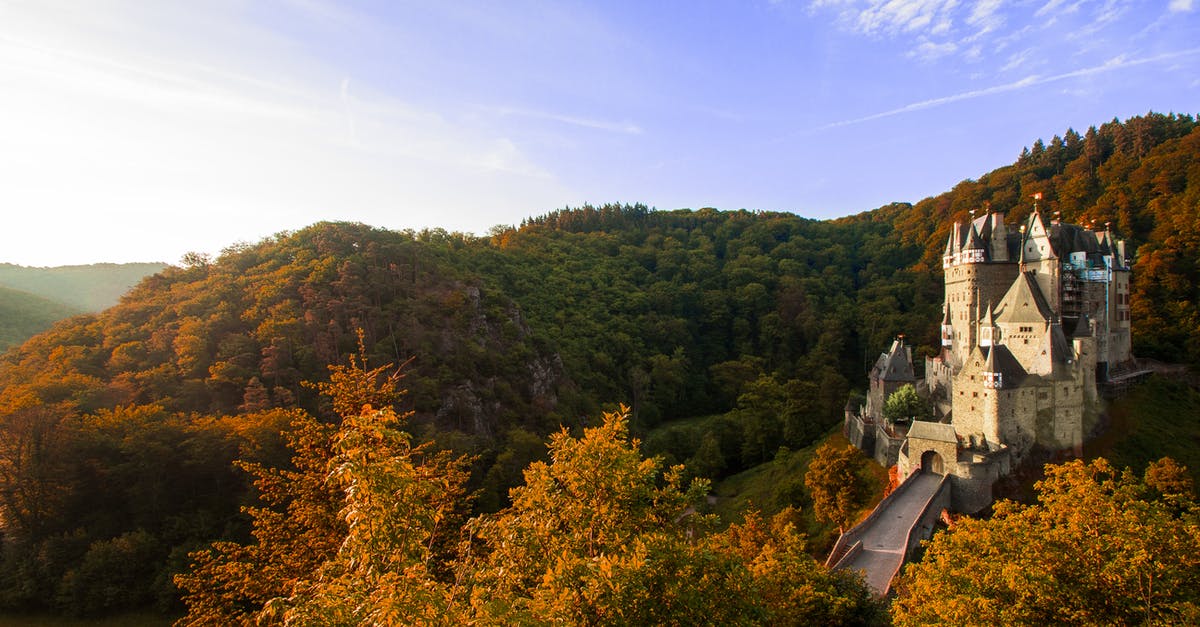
left=837, top=472, right=944, bottom=594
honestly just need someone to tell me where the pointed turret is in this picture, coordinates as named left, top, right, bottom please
left=982, top=345, right=1002, bottom=389
left=1022, top=210, right=1057, bottom=262
left=963, top=223, right=987, bottom=263
left=979, top=302, right=997, bottom=347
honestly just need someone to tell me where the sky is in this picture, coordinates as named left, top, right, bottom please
left=1, top=0, right=1197, bottom=267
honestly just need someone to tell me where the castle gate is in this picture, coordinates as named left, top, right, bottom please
left=920, top=450, right=945, bottom=475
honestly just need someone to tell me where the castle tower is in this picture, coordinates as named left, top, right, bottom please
left=1019, top=211, right=1062, bottom=316
left=981, top=346, right=1002, bottom=447
left=943, top=212, right=1022, bottom=366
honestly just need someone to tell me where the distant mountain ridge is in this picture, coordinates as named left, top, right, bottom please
left=0, top=285, right=80, bottom=351
left=0, top=262, right=168, bottom=312
left=0, top=262, right=167, bottom=351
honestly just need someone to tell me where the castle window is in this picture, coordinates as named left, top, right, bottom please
left=973, top=392, right=978, bottom=397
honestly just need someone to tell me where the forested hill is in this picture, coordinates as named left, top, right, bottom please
left=0, top=112, right=1198, bottom=617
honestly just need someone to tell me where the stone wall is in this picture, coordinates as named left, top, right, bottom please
left=948, top=449, right=1009, bottom=513
left=871, top=424, right=904, bottom=467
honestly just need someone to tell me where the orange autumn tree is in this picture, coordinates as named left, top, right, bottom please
left=176, top=340, right=473, bottom=626
left=460, top=407, right=886, bottom=625
left=804, top=442, right=874, bottom=533
left=892, top=458, right=1200, bottom=626
left=178, top=354, right=885, bottom=624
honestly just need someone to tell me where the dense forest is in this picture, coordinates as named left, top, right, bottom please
left=1, top=112, right=1199, bottom=620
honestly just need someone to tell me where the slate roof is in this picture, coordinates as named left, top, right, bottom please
left=994, top=272, right=1054, bottom=325
left=1043, top=323, right=1076, bottom=379
left=871, top=338, right=916, bottom=382
left=907, top=420, right=958, bottom=444
left=982, top=345, right=1028, bottom=387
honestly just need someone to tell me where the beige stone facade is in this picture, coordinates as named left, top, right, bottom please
left=847, top=206, right=1132, bottom=513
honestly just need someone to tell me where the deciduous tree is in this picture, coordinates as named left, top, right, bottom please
left=804, top=442, right=874, bottom=533
left=892, top=458, right=1200, bottom=626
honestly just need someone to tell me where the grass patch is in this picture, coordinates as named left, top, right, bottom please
left=710, top=428, right=889, bottom=556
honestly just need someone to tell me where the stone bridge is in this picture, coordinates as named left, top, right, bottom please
left=826, top=469, right=950, bottom=595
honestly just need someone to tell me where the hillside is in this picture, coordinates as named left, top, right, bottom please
left=0, top=286, right=79, bottom=352
left=0, top=262, right=167, bottom=313
left=0, top=112, right=1197, bottom=617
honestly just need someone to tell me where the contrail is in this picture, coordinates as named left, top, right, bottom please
left=818, top=47, right=1200, bottom=130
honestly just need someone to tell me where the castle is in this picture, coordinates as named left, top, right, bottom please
left=846, top=204, right=1135, bottom=512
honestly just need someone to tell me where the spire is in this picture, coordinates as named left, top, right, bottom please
left=983, top=345, right=1002, bottom=389
left=980, top=301, right=996, bottom=347
left=967, top=223, right=986, bottom=249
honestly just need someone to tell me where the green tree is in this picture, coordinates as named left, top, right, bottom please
left=883, top=384, right=927, bottom=424
left=892, top=458, right=1200, bottom=626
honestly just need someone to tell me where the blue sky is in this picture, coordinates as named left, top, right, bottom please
left=1, top=0, right=1197, bottom=266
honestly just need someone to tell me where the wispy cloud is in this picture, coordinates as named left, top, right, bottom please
left=0, top=33, right=317, bottom=123
left=829, top=0, right=962, bottom=36
left=1001, top=48, right=1034, bottom=72
left=818, top=47, right=1200, bottom=129
left=1169, top=0, right=1194, bottom=11
left=909, top=40, right=959, bottom=60
left=1034, top=0, right=1082, bottom=18
left=491, top=107, right=643, bottom=135
left=967, top=0, right=1006, bottom=34
left=809, top=0, right=1162, bottom=65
